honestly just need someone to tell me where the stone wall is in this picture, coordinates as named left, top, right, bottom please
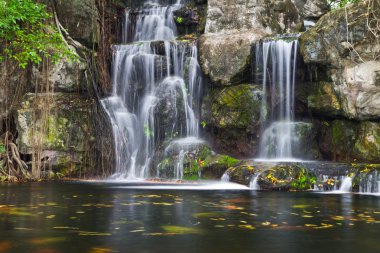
left=300, top=0, right=380, bottom=162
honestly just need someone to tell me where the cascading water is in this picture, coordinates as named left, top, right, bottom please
left=256, top=36, right=300, bottom=160
left=102, top=0, right=203, bottom=180
left=249, top=174, right=261, bottom=190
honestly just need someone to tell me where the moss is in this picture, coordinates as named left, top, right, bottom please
left=307, top=82, right=342, bottom=115
left=211, top=84, right=262, bottom=129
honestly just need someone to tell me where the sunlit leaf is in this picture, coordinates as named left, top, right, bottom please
left=162, top=226, right=202, bottom=235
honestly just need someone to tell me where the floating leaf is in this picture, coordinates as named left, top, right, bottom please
left=162, top=226, right=202, bottom=235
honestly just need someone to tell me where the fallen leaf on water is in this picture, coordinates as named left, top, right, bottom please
left=89, top=247, right=118, bottom=253
left=223, top=205, right=244, bottom=211
left=0, top=241, right=12, bottom=253
left=29, top=237, right=66, bottom=245
left=152, top=202, right=174, bottom=206
left=238, top=225, right=255, bottom=230
left=162, top=226, right=202, bottom=235
left=79, top=231, right=112, bottom=236
left=292, top=205, right=311, bottom=209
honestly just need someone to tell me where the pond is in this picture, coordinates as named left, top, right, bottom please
left=0, top=182, right=379, bottom=253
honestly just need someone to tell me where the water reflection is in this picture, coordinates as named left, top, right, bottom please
left=0, top=182, right=379, bottom=253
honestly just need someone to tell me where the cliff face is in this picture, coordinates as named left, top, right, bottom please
left=2, top=0, right=379, bottom=179
left=199, top=0, right=329, bottom=157
left=300, top=0, right=380, bottom=162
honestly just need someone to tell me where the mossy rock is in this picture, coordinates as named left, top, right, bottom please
left=202, top=155, right=240, bottom=179
left=207, top=84, right=263, bottom=129
left=307, top=81, right=343, bottom=116
left=353, top=122, right=380, bottom=163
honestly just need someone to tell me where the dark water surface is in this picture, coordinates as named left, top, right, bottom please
left=0, top=182, right=379, bottom=253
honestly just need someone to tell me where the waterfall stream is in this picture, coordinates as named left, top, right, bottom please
left=256, top=37, right=300, bottom=160
left=102, top=0, right=203, bottom=180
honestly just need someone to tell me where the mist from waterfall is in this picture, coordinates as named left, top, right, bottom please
left=256, top=37, right=299, bottom=160
left=101, top=0, right=203, bottom=180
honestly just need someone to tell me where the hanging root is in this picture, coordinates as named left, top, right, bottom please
left=1, top=132, right=31, bottom=180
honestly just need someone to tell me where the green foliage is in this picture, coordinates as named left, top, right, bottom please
left=0, top=0, right=75, bottom=68
left=175, top=16, right=184, bottom=24
left=328, top=0, right=358, bottom=8
left=291, top=168, right=317, bottom=190
left=143, top=124, right=154, bottom=138
left=219, top=156, right=239, bottom=168
left=0, top=143, right=5, bottom=154
left=201, top=121, right=207, bottom=128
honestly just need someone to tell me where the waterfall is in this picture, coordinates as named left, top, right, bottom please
left=256, top=37, right=299, bottom=160
left=338, top=176, right=352, bottom=193
left=249, top=174, right=261, bottom=190
left=221, top=173, right=230, bottom=182
left=101, top=0, right=203, bottom=180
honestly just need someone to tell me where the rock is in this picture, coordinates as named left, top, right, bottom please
left=173, top=2, right=207, bottom=35
left=318, top=120, right=357, bottom=162
left=0, top=60, right=30, bottom=124
left=307, top=81, right=342, bottom=116
left=226, top=161, right=317, bottom=190
left=293, top=0, right=330, bottom=19
left=201, top=84, right=264, bottom=157
left=300, top=0, right=380, bottom=120
left=31, top=53, right=88, bottom=92
left=15, top=93, right=112, bottom=176
left=353, top=122, right=380, bottom=163
left=156, top=139, right=212, bottom=179
left=199, top=32, right=264, bottom=85
left=207, top=84, right=263, bottom=129
left=319, top=120, right=380, bottom=163
left=54, top=0, right=100, bottom=48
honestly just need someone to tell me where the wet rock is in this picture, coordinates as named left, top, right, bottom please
left=201, top=84, right=264, bottom=157
left=207, top=84, right=263, bottom=129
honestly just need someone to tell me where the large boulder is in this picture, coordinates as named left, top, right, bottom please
left=202, top=84, right=264, bottom=157
left=15, top=93, right=112, bottom=176
left=206, top=84, right=263, bottom=129
left=53, top=0, right=100, bottom=48
left=199, top=32, right=264, bottom=86
left=300, top=0, right=380, bottom=120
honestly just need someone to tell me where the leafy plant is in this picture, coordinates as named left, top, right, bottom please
left=0, top=143, right=5, bottom=154
left=200, top=121, right=207, bottom=128
left=175, top=16, right=184, bottom=24
left=143, top=124, right=154, bottom=138
left=328, top=0, right=358, bottom=8
left=0, top=0, right=75, bottom=68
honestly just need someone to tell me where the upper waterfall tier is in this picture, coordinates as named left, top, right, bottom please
left=123, top=1, right=182, bottom=43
